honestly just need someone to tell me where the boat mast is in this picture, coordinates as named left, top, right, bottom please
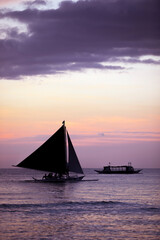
left=62, top=120, right=68, bottom=174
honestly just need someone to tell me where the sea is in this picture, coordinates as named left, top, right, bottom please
left=0, top=168, right=160, bottom=240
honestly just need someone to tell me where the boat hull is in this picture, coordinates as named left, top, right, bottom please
left=95, top=170, right=142, bottom=174
left=32, top=176, right=84, bottom=183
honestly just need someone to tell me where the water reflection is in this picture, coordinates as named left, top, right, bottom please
left=0, top=168, right=160, bottom=240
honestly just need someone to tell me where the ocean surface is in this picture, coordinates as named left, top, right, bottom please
left=0, top=168, right=160, bottom=240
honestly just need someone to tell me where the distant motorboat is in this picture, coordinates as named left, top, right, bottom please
left=95, top=164, right=142, bottom=174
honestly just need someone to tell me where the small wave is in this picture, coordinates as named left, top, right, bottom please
left=140, top=207, right=160, bottom=213
left=61, top=200, right=122, bottom=206
left=2, top=201, right=158, bottom=217
left=0, top=200, right=124, bottom=210
left=0, top=203, right=43, bottom=209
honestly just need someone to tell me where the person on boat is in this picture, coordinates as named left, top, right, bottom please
left=54, top=173, right=59, bottom=179
left=42, top=173, right=47, bottom=179
left=48, top=173, right=53, bottom=178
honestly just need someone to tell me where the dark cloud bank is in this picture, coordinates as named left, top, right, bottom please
left=0, top=0, right=160, bottom=79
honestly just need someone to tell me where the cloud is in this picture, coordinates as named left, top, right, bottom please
left=1, top=131, right=160, bottom=145
left=0, top=0, right=160, bottom=79
left=23, top=0, right=47, bottom=8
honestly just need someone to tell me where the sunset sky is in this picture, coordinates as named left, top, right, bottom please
left=0, top=0, right=160, bottom=168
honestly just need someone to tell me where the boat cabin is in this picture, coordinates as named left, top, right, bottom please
left=103, top=165, right=134, bottom=173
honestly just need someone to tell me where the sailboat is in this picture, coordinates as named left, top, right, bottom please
left=16, top=121, right=84, bottom=182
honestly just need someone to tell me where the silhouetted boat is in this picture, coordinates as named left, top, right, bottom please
left=95, top=164, right=142, bottom=174
left=15, top=121, right=85, bottom=182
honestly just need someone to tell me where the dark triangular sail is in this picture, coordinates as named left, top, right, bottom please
left=67, top=133, right=84, bottom=175
left=16, top=125, right=67, bottom=174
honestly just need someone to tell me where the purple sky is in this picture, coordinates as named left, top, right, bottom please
left=0, top=132, right=160, bottom=168
left=0, top=0, right=160, bottom=79
left=0, top=0, right=160, bottom=169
